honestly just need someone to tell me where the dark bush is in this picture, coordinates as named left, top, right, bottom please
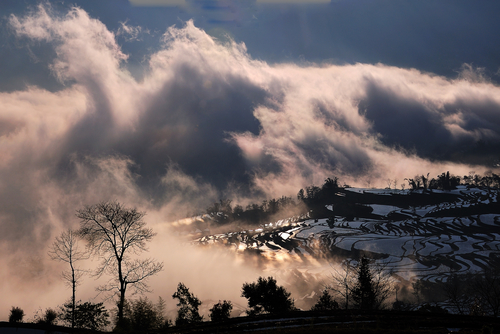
left=209, top=300, right=233, bottom=322
left=417, top=303, right=448, bottom=314
left=9, top=307, right=24, bottom=323
left=311, top=289, right=339, bottom=311
left=60, top=301, right=109, bottom=331
left=120, top=297, right=168, bottom=332
left=36, top=308, right=58, bottom=325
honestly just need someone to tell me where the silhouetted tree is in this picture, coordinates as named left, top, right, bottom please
left=49, top=229, right=88, bottom=328
left=421, top=173, right=430, bottom=192
left=209, top=300, right=233, bottom=322
left=241, top=276, right=295, bottom=316
left=352, top=257, right=377, bottom=310
left=172, top=283, right=203, bottom=326
left=297, top=188, right=305, bottom=201
left=207, top=199, right=233, bottom=224
left=351, top=257, right=392, bottom=310
left=311, top=289, right=339, bottom=311
left=8, top=307, right=24, bottom=323
left=437, top=171, right=460, bottom=190
left=233, top=204, right=244, bottom=219
left=77, top=201, right=163, bottom=323
left=322, top=177, right=340, bottom=197
left=305, top=185, right=321, bottom=201
left=405, top=178, right=417, bottom=191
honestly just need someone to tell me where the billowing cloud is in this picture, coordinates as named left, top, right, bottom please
left=1, top=3, right=500, bottom=319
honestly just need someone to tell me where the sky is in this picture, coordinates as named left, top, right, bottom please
left=1, top=0, right=500, bottom=322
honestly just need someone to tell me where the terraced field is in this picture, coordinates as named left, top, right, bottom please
left=195, top=186, right=500, bottom=283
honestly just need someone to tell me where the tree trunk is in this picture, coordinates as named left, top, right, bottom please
left=71, top=263, right=76, bottom=328
left=117, top=259, right=126, bottom=323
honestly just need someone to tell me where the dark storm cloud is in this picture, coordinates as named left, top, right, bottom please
left=360, top=82, right=455, bottom=158
left=121, top=61, right=268, bottom=190
left=361, top=74, right=500, bottom=165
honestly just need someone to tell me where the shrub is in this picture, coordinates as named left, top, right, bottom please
left=311, top=289, right=339, bottom=311
left=417, top=303, right=448, bottom=314
left=60, top=301, right=109, bottom=331
left=35, top=308, right=58, bottom=325
left=392, top=300, right=413, bottom=311
left=9, top=307, right=24, bottom=323
left=120, top=297, right=168, bottom=332
left=209, top=300, right=233, bottom=322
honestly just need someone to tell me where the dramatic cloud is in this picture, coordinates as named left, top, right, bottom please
left=1, top=3, right=500, bottom=319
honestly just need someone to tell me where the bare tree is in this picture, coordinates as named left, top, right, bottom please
left=443, top=272, right=471, bottom=315
left=329, top=258, right=393, bottom=310
left=328, top=260, right=356, bottom=309
left=76, top=201, right=163, bottom=323
left=49, top=229, right=88, bottom=328
left=470, top=266, right=500, bottom=316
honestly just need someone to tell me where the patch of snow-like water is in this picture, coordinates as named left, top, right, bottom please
left=279, top=232, right=291, bottom=240
left=283, top=226, right=302, bottom=235
left=418, top=237, right=448, bottom=256
left=413, top=205, right=437, bottom=216
left=295, top=225, right=331, bottom=239
left=345, top=188, right=405, bottom=195
left=352, top=236, right=409, bottom=257
left=369, top=204, right=401, bottom=216
left=333, top=227, right=360, bottom=235
left=334, top=237, right=358, bottom=251
left=479, top=214, right=499, bottom=225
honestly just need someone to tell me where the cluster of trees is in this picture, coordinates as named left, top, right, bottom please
left=205, top=171, right=500, bottom=228
left=6, top=201, right=164, bottom=331
left=326, top=257, right=392, bottom=311
left=166, top=256, right=395, bottom=326
left=206, top=196, right=299, bottom=226
left=6, top=201, right=299, bottom=330
left=169, top=276, right=296, bottom=326
left=206, top=177, right=344, bottom=227
left=10, top=252, right=500, bottom=330
left=297, top=177, right=342, bottom=203
left=204, top=171, right=500, bottom=228
left=6, top=276, right=291, bottom=329
left=405, top=171, right=500, bottom=191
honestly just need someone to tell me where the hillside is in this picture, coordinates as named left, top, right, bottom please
left=186, top=185, right=500, bottom=308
